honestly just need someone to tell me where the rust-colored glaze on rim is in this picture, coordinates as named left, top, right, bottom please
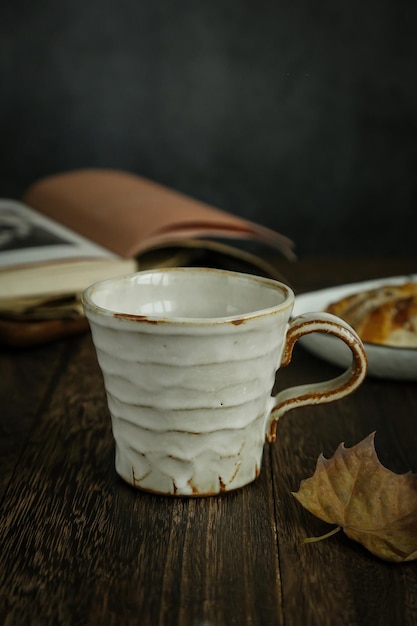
left=113, top=313, right=160, bottom=324
left=82, top=267, right=294, bottom=326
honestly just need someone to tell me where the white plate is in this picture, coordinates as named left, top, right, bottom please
left=292, top=274, right=417, bottom=380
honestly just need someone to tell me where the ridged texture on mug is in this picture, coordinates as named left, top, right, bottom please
left=89, top=318, right=286, bottom=496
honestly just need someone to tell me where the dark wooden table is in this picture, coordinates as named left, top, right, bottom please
left=1, top=258, right=417, bottom=626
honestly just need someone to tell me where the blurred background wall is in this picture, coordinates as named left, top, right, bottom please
left=1, top=0, right=416, bottom=257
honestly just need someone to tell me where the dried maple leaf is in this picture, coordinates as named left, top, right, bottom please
left=292, top=432, right=417, bottom=562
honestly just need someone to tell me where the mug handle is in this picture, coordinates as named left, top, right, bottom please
left=266, top=312, right=368, bottom=443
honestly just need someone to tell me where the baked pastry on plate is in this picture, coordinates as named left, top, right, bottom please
left=325, top=282, right=417, bottom=348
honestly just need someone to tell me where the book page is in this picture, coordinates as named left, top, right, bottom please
left=0, top=199, right=118, bottom=269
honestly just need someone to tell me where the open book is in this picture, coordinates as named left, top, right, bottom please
left=0, top=168, right=295, bottom=345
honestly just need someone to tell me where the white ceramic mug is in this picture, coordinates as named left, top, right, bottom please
left=83, top=268, right=368, bottom=496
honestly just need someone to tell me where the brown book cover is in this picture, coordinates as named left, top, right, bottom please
left=22, top=168, right=294, bottom=260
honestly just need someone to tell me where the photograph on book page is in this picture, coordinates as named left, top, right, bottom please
left=0, top=199, right=116, bottom=269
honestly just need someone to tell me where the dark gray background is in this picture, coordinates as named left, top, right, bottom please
left=1, top=1, right=416, bottom=257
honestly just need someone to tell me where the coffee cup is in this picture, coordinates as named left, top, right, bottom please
left=82, top=268, right=368, bottom=496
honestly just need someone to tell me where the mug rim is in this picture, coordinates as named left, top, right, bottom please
left=82, top=266, right=295, bottom=326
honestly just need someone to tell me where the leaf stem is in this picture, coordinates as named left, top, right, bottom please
left=300, top=526, right=342, bottom=545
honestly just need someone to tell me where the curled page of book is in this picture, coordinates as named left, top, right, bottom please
left=23, top=169, right=295, bottom=261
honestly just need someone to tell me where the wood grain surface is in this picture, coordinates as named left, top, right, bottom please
left=0, top=258, right=416, bottom=626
